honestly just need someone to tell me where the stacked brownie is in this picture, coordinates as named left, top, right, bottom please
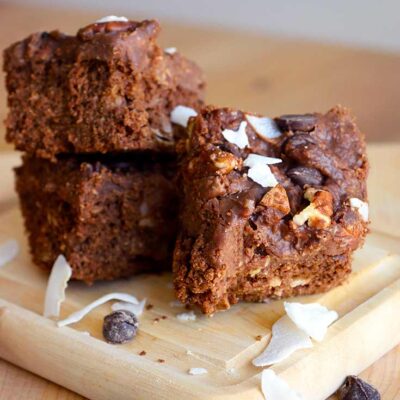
left=4, top=18, right=205, bottom=282
left=4, top=18, right=369, bottom=313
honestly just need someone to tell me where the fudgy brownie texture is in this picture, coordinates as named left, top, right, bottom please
left=173, top=106, right=369, bottom=314
left=16, top=154, right=179, bottom=282
left=4, top=19, right=205, bottom=160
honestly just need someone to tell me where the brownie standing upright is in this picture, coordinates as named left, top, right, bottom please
left=3, top=17, right=205, bottom=280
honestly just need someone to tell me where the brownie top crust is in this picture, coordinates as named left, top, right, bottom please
left=3, top=19, right=205, bottom=158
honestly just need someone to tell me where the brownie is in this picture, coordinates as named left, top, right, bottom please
left=4, top=19, right=205, bottom=160
left=15, top=154, right=179, bottom=282
left=173, top=105, right=369, bottom=314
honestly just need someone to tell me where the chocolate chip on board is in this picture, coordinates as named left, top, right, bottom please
left=287, top=166, right=324, bottom=187
left=103, top=310, right=139, bottom=344
left=336, top=376, right=381, bottom=400
left=275, top=114, right=317, bottom=132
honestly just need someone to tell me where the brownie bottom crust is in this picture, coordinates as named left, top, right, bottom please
left=16, top=154, right=178, bottom=283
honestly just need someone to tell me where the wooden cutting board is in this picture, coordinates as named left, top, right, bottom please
left=0, top=145, right=399, bottom=400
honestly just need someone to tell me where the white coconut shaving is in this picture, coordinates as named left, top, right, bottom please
left=245, top=114, right=282, bottom=140
left=170, top=105, right=197, bottom=127
left=221, top=121, right=249, bottom=149
left=111, top=298, right=147, bottom=317
left=188, top=367, right=208, bottom=375
left=244, top=154, right=282, bottom=167
left=0, top=239, right=19, bottom=268
left=284, top=302, right=338, bottom=342
left=261, top=369, right=303, bottom=400
left=350, top=198, right=369, bottom=222
left=169, top=300, right=185, bottom=308
left=96, top=16, right=128, bottom=23
left=252, top=316, right=312, bottom=367
left=176, top=310, right=196, bottom=321
left=244, top=153, right=281, bottom=188
left=57, top=293, right=139, bottom=327
left=164, top=47, right=177, bottom=55
left=247, top=164, right=279, bottom=188
left=43, top=255, right=72, bottom=318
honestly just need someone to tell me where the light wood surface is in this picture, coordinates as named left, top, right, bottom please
left=0, top=145, right=399, bottom=399
left=0, top=2, right=399, bottom=399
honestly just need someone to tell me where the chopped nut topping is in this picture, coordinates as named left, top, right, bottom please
left=293, top=189, right=333, bottom=229
left=210, top=150, right=238, bottom=174
left=259, top=185, right=291, bottom=216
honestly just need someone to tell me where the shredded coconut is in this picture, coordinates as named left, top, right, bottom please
left=246, top=114, right=282, bottom=140
left=57, top=293, right=139, bottom=327
left=43, top=255, right=72, bottom=318
left=176, top=311, right=196, bottom=321
left=252, top=316, right=312, bottom=366
left=112, top=298, right=146, bottom=317
left=164, top=47, right=177, bottom=54
left=261, top=369, right=303, bottom=400
left=244, top=153, right=282, bottom=167
left=350, top=198, right=369, bottom=222
left=188, top=367, right=208, bottom=375
left=169, top=300, right=185, bottom=308
left=170, top=105, right=197, bottom=127
left=221, top=121, right=249, bottom=149
left=96, top=16, right=128, bottom=23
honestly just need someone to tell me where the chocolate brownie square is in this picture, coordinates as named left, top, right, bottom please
left=16, top=154, right=178, bottom=282
left=173, top=105, right=369, bottom=314
left=4, top=18, right=205, bottom=159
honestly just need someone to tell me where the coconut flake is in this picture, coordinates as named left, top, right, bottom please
left=350, top=198, right=369, bottom=222
left=221, top=121, right=249, bottom=149
left=284, top=302, right=338, bottom=342
left=252, top=316, right=312, bottom=367
left=176, top=311, right=196, bottom=321
left=261, top=369, right=303, bottom=400
left=0, top=239, right=19, bottom=268
left=188, top=367, right=208, bottom=375
left=247, top=164, right=279, bottom=188
left=246, top=114, right=282, bottom=140
left=57, top=293, right=139, bottom=327
left=169, top=300, right=185, bottom=308
left=170, top=105, right=197, bottom=127
left=164, top=47, right=177, bottom=55
left=244, top=153, right=282, bottom=167
left=96, top=16, right=128, bottom=23
left=111, top=298, right=146, bottom=317
left=43, top=255, right=72, bottom=318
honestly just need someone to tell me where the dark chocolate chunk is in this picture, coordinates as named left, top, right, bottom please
left=337, top=376, right=381, bottom=400
left=103, top=310, right=139, bottom=344
left=287, top=166, right=324, bottom=187
left=275, top=114, right=317, bottom=132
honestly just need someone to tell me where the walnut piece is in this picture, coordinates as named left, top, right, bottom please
left=210, top=150, right=239, bottom=174
left=293, top=188, right=333, bottom=229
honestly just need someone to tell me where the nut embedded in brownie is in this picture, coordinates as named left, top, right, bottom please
left=173, top=105, right=369, bottom=314
left=3, top=18, right=205, bottom=159
left=15, top=154, right=179, bottom=283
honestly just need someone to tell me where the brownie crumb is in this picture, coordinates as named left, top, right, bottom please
left=161, top=315, right=168, bottom=320
left=336, top=376, right=380, bottom=400
left=146, top=304, right=154, bottom=310
left=157, top=359, right=165, bottom=363
left=139, top=350, right=147, bottom=356
left=102, top=310, right=138, bottom=344
left=153, top=317, right=160, bottom=324
left=255, top=335, right=263, bottom=341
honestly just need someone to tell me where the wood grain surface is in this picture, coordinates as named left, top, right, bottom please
left=0, top=2, right=399, bottom=399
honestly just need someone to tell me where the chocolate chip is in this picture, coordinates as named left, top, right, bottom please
left=275, top=114, right=317, bottom=132
left=102, top=310, right=138, bottom=344
left=287, top=166, right=324, bottom=187
left=337, top=376, right=381, bottom=400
